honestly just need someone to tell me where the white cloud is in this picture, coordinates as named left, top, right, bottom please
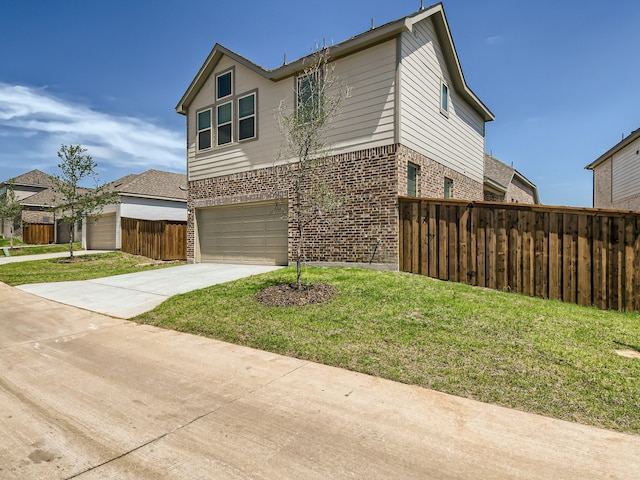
left=0, top=83, right=184, bottom=174
left=485, top=35, right=504, bottom=46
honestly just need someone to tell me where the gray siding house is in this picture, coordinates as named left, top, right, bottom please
left=177, top=3, right=494, bottom=268
left=585, top=128, right=640, bottom=210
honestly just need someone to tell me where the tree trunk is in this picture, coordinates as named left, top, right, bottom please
left=297, top=224, right=303, bottom=290
left=68, top=222, right=75, bottom=259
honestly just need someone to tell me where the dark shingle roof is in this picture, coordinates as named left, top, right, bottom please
left=107, top=169, right=187, bottom=201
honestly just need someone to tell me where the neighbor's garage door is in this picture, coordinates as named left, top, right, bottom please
left=197, top=201, right=288, bottom=265
left=86, top=213, right=116, bottom=250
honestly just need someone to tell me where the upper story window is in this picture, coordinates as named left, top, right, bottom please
left=216, top=102, right=232, bottom=146
left=238, top=93, right=256, bottom=141
left=217, top=70, right=233, bottom=99
left=197, top=109, right=212, bottom=150
left=440, top=80, right=449, bottom=116
left=196, top=68, right=258, bottom=151
left=297, top=72, right=320, bottom=122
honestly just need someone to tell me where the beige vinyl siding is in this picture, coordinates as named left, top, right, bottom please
left=399, top=18, right=485, bottom=184
left=187, top=57, right=292, bottom=182
left=187, top=42, right=397, bottom=181
left=612, top=138, right=640, bottom=202
left=327, top=39, right=397, bottom=153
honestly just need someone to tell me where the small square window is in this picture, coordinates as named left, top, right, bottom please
left=440, top=80, right=449, bottom=116
left=407, top=163, right=418, bottom=197
left=217, top=71, right=233, bottom=99
left=444, top=177, right=453, bottom=199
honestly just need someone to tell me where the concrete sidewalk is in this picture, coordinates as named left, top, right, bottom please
left=17, top=263, right=282, bottom=318
left=1, top=282, right=639, bottom=479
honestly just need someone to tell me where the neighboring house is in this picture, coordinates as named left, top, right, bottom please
left=176, top=3, right=494, bottom=267
left=84, top=169, right=187, bottom=250
left=0, top=169, right=55, bottom=240
left=483, top=154, right=539, bottom=204
left=585, top=128, right=640, bottom=210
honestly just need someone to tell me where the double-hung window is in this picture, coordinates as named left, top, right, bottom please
left=238, top=93, right=256, bottom=141
left=197, top=109, right=212, bottom=150
left=297, top=72, right=320, bottom=122
left=217, top=102, right=232, bottom=146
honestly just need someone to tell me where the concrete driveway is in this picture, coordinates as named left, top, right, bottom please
left=1, top=283, right=640, bottom=479
left=17, top=263, right=282, bottom=318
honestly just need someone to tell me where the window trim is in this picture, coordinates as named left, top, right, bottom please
left=440, top=79, right=449, bottom=117
left=216, top=68, right=234, bottom=100
left=444, top=177, right=453, bottom=199
left=407, top=163, right=419, bottom=197
left=196, top=107, right=212, bottom=151
left=216, top=101, right=233, bottom=146
left=238, top=91, right=257, bottom=142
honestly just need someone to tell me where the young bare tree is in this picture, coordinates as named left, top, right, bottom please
left=0, top=180, right=23, bottom=248
left=277, top=48, right=350, bottom=290
left=51, top=145, right=119, bottom=259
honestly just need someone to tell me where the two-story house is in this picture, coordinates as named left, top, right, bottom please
left=585, top=128, right=640, bottom=210
left=176, top=2, right=494, bottom=268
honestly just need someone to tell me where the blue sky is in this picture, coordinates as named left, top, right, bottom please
left=1, top=0, right=639, bottom=207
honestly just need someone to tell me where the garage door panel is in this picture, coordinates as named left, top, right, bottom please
left=197, top=201, right=288, bottom=266
left=86, top=214, right=116, bottom=250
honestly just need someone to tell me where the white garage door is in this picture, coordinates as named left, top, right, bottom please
left=86, top=213, right=116, bottom=250
left=197, top=201, right=288, bottom=266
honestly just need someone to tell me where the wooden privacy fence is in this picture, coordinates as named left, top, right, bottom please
left=23, top=223, right=54, bottom=245
left=399, top=197, right=640, bottom=311
left=121, top=218, right=187, bottom=261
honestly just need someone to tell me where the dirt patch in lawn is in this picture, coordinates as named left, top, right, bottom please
left=254, top=283, right=337, bottom=307
left=615, top=349, right=640, bottom=359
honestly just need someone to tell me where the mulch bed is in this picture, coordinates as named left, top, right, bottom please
left=254, top=282, right=337, bottom=307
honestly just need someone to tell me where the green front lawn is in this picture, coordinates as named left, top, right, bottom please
left=135, top=266, right=640, bottom=435
left=0, top=251, right=184, bottom=285
left=2, top=242, right=82, bottom=256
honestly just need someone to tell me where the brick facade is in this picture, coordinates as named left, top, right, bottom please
left=188, top=143, right=483, bottom=267
left=397, top=145, right=484, bottom=200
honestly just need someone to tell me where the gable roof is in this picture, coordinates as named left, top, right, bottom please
left=585, top=128, right=640, bottom=170
left=107, top=169, right=187, bottom=201
left=484, top=154, right=540, bottom=203
left=1, top=169, right=55, bottom=189
left=176, top=2, right=494, bottom=122
left=20, top=188, right=57, bottom=207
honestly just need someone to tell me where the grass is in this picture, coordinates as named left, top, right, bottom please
left=1, top=242, right=82, bottom=256
left=0, top=251, right=184, bottom=285
left=135, top=266, right=640, bottom=435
